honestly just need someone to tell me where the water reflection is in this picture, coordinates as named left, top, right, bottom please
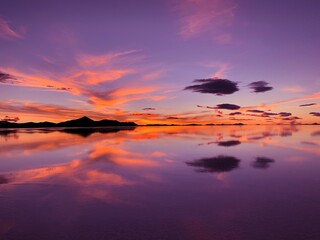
left=252, top=157, right=276, bottom=169
left=0, top=175, right=9, bottom=184
left=217, top=140, right=241, bottom=147
left=60, top=126, right=136, bottom=138
left=0, top=125, right=320, bottom=240
left=186, top=155, right=241, bottom=173
left=311, top=130, right=320, bottom=136
left=0, top=130, right=19, bottom=141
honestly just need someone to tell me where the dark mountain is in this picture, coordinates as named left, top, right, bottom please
left=0, top=116, right=137, bottom=128
left=57, top=116, right=95, bottom=127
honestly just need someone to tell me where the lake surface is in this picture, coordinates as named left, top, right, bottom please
left=0, top=125, right=319, bottom=240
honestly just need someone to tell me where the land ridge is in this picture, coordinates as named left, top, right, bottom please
left=0, top=116, right=137, bottom=128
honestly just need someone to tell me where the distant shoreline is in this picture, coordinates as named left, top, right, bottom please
left=0, top=123, right=318, bottom=130
left=1, top=115, right=319, bottom=129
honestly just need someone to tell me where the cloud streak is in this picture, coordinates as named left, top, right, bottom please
left=0, top=17, right=23, bottom=39
left=299, top=103, right=316, bottom=107
left=0, top=48, right=167, bottom=109
left=0, top=100, right=122, bottom=122
left=310, top=112, right=320, bottom=117
left=172, top=0, right=236, bottom=38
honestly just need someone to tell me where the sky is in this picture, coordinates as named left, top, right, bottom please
left=0, top=0, right=319, bottom=125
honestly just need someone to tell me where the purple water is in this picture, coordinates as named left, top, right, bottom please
left=0, top=125, right=319, bottom=240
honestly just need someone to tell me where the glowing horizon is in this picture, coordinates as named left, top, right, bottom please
left=1, top=0, right=319, bottom=125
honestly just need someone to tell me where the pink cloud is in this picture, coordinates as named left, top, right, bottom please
left=207, top=62, right=230, bottom=78
left=171, top=0, right=236, bottom=38
left=283, top=87, right=305, bottom=93
left=78, top=50, right=139, bottom=67
left=0, top=17, right=24, bottom=39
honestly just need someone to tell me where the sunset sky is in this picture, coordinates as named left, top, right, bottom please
left=0, top=0, right=319, bottom=125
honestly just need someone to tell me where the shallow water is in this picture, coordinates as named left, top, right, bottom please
left=0, top=125, right=319, bottom=240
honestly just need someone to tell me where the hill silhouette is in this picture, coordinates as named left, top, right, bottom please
left=0, top=116, right=137, bottom=128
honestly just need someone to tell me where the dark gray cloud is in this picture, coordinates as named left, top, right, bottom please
left=260, top=112, right=277, bottom=118
left=186, top=155, right=241, bottom=173
left=185, top=78, right=239, bottom=95
left=216, top=103, right=240, bottom=110
left=56, top=87, right=71, bottom=91
left=299, top=103, right=316, bottom=107
left=282, top=116, right=302, bottom=120
left=47, top=85, right=71, bottom=91
left=279, top=112, right=292, bottom=117
left=142, top=108, right=156, bottom=111
left=248, top=81, right=273, bottom=93
left=0, top=71, right=19, bottom=84
left=131, top=113, right=153, bottom=116
left=263, top=112, right=278, bottom=116
left=229, top=117, right=253, bottom=121
left=229, top=111, right=242, bottom=116
left=247, top=109, right=264, bottom=113
left=310, top=112, right=320, bottom=117
left=197, top=105, right=216, bottom=109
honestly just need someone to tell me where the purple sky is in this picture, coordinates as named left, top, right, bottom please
left=0, top=0, right=319, bottom=124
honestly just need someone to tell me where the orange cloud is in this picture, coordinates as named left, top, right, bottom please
left=78, top=50, right=139, bottom=67
left=1, top=47, right=169, bottom=111
left=0, top=68, right=68, bottom=90
left=71, top=69, right=135, bottom=84
left=0, top=100, right=120, bottom=122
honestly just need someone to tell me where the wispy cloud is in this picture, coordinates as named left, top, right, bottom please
left=0, top=49, right=167, bottom=108
left=171, top=0, right=236, bottom=38
left=299, top=103, right=316, bottom=107
left=283, top=87, right=305, bottom=93
left=207, top=62, right=230, bottom=78
left=268, top=92, right=320, bottom=108
left=0, top=100, right=118, bottom=121
left=70, top=69, right=136, bottom=85
left=0, top=17, right=23, bottom=39
left=77, top=50, right=139, bottom=67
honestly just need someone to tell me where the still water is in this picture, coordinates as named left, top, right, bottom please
left=0, top=125, right=319, bottom=240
